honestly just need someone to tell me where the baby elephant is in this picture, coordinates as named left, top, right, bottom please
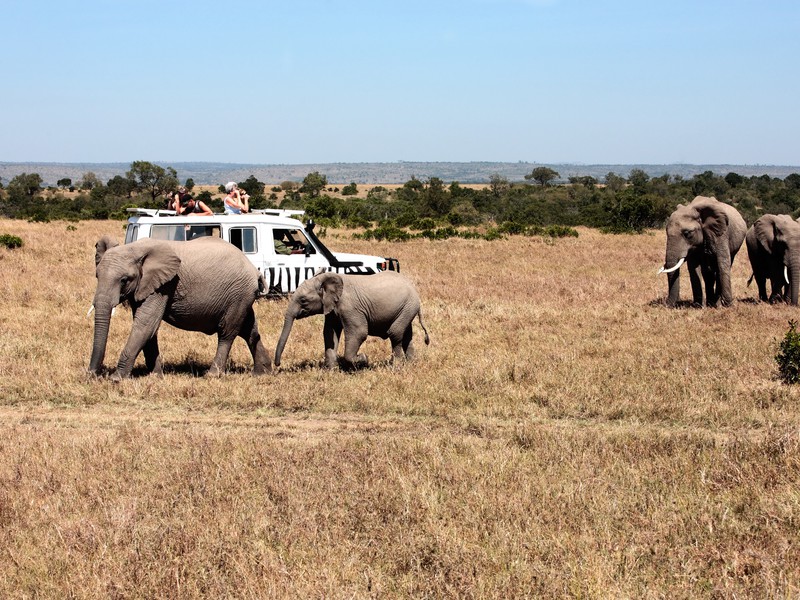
left=274, top=271, right=430, bottom=370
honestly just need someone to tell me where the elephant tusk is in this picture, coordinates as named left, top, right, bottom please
left=87, top=304, right=116, bottom=317
left=786, top=266, right=790, bottom=285
left=658, top=257, right=685, bottom=275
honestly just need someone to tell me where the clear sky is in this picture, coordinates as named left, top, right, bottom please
left=2, top=0, right=798, bottom=165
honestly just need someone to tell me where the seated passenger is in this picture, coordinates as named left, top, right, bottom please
left=273, top=229, right=305, bottom=255
left=177, top=193, right=213, bottom=216
left=224, top=182, right=250, bottom=214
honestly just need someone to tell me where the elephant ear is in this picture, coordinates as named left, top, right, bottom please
left=320, top=273, right=344, bottom=315
left=95, top=236, right=119, bottom=267
left=754, top=217, right=777, bottom=253
left=694, top=198, right=728, bottom=239
left=132, top=240, right=181, bottom=302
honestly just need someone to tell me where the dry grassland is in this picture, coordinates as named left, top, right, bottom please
left=0, top=218, right=799, bottom=598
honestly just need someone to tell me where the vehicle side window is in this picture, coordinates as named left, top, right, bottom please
left=272, top=228, right=314, bottom=255
left=151, top=225, right=186, bottom=241
left=187, top=225, right=220, bottom=240
left=125, top=224, right=139, bottom=244
left=230, top=227, right=258, bottom=253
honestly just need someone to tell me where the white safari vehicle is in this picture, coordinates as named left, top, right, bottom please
left=124, top=208, right=399, bottom=296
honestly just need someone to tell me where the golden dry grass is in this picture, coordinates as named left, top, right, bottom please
left=0, top=218, right=799, bottom=598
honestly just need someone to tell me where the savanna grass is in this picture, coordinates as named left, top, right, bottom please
left=0, top=218, right=798, bottom=597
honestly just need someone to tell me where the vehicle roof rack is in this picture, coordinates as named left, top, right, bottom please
left=125, top=208, right=176, bottom=216
left=251, top=208, right=305, bottom=217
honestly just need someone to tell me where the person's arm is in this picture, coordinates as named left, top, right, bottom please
left=241, top=192, right=250, bottom=213
left=195, top=201, right=213, bottom=216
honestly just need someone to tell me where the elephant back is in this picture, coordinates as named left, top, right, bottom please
left=176, top=237, right=261, bottom=291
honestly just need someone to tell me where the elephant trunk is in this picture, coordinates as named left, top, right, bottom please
left=790, top=260, right=800, bottom=306
left=88, top=300, right=115, bottom=374
left=274, top=311, right=297, bottom=367
left=663, top=241, right=687, bottom=307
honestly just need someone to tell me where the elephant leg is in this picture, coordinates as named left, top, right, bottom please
left=388, top=330, right=406, bottom=364
left=769, top=263, right=787, bottom=303
left=208, top=337, right=235, bottom=377
left=701, top=266, right=719, bottom=307
left=755, top=273, right=768, bottom=302
left=342, top=328, right=369, bottom=371
left=688, top=261, right=704, bottom=306
left=239, top=307, right=272, bottom=375
left=401, top=324, right=415, bottom=361
left=143, top=335, right=163, bottom=376
left=323, top=314, right=343, bottom=369
left=714, top=244, right=734, bottom=306
left=114, top=296, right=167, bottom=380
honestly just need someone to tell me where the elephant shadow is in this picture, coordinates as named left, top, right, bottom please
left=648, top=296, right=760, bottom=309
left=128, top=359, right=255, bottom=378
left=277, top=357, right=394, bottom=374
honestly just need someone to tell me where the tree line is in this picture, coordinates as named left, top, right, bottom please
left=2, top=161, right=800, bottom=237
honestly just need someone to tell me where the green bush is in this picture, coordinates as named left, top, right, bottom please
left=356, top=224, right=412, bottom=242
left=776, top=320, right=800, bottom=384
left=0, top=234, right=24, bottom=249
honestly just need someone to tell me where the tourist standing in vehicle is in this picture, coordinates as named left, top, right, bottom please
left=224, top=182, right=250, bottom=214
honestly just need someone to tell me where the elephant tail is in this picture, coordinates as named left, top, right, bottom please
left=747, top=273, right=754, bottom=287
left=256, top=272, right=269, bottom=298
left=417, top=307, right=430, bottom=345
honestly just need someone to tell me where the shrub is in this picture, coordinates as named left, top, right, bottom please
left=0, top=234, right=24, bottom=249
left=356, top=224, right=412, bottom=242
left=776, top=320, right=800, bottom=384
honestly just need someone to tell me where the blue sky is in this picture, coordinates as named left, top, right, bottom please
left=2, top=0, right=798, bottom=165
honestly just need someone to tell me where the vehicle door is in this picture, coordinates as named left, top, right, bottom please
left=264, top=226, right=328, bottom=294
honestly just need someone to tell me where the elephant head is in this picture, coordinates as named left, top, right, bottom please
left=88, top=237, right=181, bottom=375
left=754, top=214, right=800, bottom=305
left=274, top=273, right=342, bottom=367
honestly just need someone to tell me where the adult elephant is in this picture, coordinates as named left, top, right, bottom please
left=274, top=271, right=429, bottom=370
left=88, top=236, right=271, bottom=379
left=746, top=214, right=800, bottom=305
left=659, top=196, right=747, bottom=307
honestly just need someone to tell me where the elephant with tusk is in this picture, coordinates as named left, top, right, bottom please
left=88, top=235, right=272, bottom=380
left=274, top=271, right=430, bottom=370
left=745, top=214, right=800, bottom=305
left=659, top=196, right=747, bottom=307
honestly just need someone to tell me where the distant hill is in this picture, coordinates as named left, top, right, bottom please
left=2, top=161, right=799, bottom=187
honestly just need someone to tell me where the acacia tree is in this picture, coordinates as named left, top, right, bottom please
left=300, top=171, right=328, bottom=198
left=80, top=172, right=100, bottom=190
left=489, top=174, right=510, bottom=197
left=127, top=161, right=179, bottom=201
left=525, top=166, right=560, bottom=186
left=106, top=175, right=136, bottom=198
left=1, top=173, right=43, bottom=218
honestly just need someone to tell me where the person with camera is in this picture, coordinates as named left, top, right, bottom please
left=223, top=181, right=250, bottom=215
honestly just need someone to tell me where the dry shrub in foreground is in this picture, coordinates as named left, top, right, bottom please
left=0, top=219, right=799, bottom=597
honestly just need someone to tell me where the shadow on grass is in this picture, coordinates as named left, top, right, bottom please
left=648, top=296, right=761, bottom=309
left=127, top=359, right=258, bottom=378
left=276, top=356, right=395, bottom=374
